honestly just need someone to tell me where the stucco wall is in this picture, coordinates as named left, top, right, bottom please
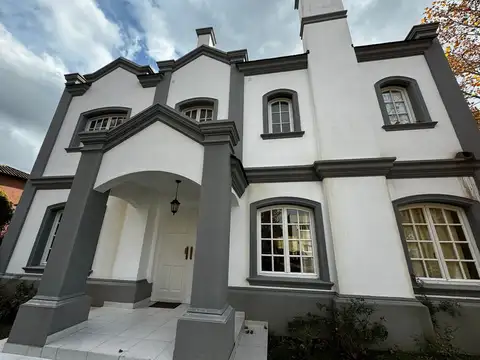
left=43, top=68, right=156, bottom=177
left=167, top=55, right=231, bottom=119
left=242, top=70, right=320, bottom=167
left=6, top=189, right=70, bottom=274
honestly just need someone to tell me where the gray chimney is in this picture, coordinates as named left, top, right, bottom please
left=196, top=27, right=216, bottom=48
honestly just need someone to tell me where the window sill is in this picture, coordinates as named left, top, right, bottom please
left=23, top=266, right=45, bottom=274
left=261, top=131, right=305, bottom=140
left=413, top=281, right=480, bottom=298
left=247, top=276, right=334, bottom=290
left=382, top=122, right=438, bottom=132
left=65, top=146, right=83, bottom=153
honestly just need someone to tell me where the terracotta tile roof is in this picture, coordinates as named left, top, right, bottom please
left=0, top=165, right=29, bottom=180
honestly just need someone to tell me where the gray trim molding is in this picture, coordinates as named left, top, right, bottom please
left=66, top=107, right=132, bottom=152
left=237, top=53, right=308, bottom=76
left=87, top=278, right=152, bottom=306
left=231, top=156, right=249, bottom=198
left=228, top=63, right=245, bottom=159
left=300, top=10, right=348, bottom=38
left=382, top=122, right=438, bottom=131
left=25, top=202, right=66, bottom=269
left=314, top=157, right=396, bottom=179
left=29, top=176, right=74, bottom=189
left=262, top=88, right=303, bottom=139
left=246, top=165, right=316, bottom=183
left=174, top=97, right=219, bottom=122
left=392, top=194, right=480, bottom=298
left=137, top=73, right=164, bottom=88
left=375, top=76, right=433, bottom=127
left=388, top=158, right=480, bottom=179
left=249, top=197, right=331, bottom=289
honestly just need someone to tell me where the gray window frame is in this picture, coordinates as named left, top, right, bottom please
left=248, top=197, right=333, bottom=289
left=66, top=107, right=132, bottom=152
left=23, top=202, right=66, bottom=274
left=375, top=76, right=437, bottom=131
left=392, top=194, right=480, bottom=298
left=261, top=89, right=304, bottom=140
left=175, top=97, right=219, bottom=122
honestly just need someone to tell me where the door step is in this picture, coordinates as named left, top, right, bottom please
left=230, top=319, right=268, bottom=360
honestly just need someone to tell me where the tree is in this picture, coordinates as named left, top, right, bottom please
left=423, top=0, right=480, bottom=125
left=0, top=190, right=14, bottom=245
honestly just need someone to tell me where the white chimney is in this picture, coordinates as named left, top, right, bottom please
left=196, top=27, right=216, bottom=48
left=295, top=0, right=345, bottom=19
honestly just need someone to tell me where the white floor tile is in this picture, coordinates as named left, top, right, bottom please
left=118, top=325, right=158, bottom=340
left=40, top=346, right=59, bottom=360
left=119, top=339, right=169, bottom=360
left=56, top=348, right=88, bottom=360
left=92, top=337, right=141, bottom=356
left=86, top=352, right=120, bottom=360
left=145, top=327, right=176, bottom=342
left=233, top=345, right=267, bottom=360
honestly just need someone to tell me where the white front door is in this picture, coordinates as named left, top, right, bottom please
left=152, top=208, right=197, bottom=303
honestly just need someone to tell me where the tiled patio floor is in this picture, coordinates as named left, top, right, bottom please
left=0, top=305, right=266, bottom=360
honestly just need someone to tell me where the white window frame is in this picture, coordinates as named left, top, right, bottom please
left=400, top=203, right=480, bottom=283
left=40, top=209, right=64, bottom=266
left=381, top=86, right=416, bottom=125
left=268, top=98, right=293, bottom=134
left=257, top=205, right=318, bottom=278
left=85, top=114, right=127, bottom=132
left=182, top=106, right=214, bottom=123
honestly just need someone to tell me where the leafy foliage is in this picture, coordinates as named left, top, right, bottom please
left=423, top=0, right=480, bottom=124
left=268, top=299, right=389, bottom=360
left=0, top=278, right=37, bottom=325
left=0, top=190, right=13, bottom=244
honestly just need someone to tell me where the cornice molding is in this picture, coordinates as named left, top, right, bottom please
left=246, top=165, right=317, bottom=183
left=315, top=157, right=396, bottom=180
left=388, top=159, right=480, bottom=179
left=355, top=38, right=434, bottom=62
left=237, top=53, right=308, bottom=76
left=82, top=57, right=154, bottom=83
left=300, top=10, right=348, bottom=38
left=137, top=73, right=164, bottom=88
left=231, top=156, right=249, bottom=197
left=29, top=176, right=74, bottom=190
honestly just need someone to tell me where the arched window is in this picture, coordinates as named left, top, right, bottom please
left=175, top=97, right=218, bottom=123
left=85, top=114, right=127, bottom=132
left=183, top=106, right=214, bottom=123
left=374, top=77, right=436, bottom=131
left=381, top=86, right=415, bottom=125
left=268, top=98, right=293, bottom=134
left=399, top=204, right=480, bottom=280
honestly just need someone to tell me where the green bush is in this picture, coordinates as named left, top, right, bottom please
left=0, top=279, right=37, bottom=324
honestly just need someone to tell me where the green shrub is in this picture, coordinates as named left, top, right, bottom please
left=0, top=279, right=37, bottom=324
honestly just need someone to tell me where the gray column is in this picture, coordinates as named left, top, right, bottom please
left=7, top=144, right=109, bottom=347
left=174, top=122, right=239, bottom=360
left=154, top=60, right=175, bottom=105
left=228, top=64, right=245, bottom=160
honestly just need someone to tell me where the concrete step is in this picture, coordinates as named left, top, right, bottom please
left=230, top=320, right=268, bottom=360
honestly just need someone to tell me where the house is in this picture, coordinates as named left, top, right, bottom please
left=0, top=165, right=29, bottom=207
left=1, top=0, right=480, bottom=359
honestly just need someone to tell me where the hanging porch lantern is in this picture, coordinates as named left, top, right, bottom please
left=171, top=180, right=182, bottom=215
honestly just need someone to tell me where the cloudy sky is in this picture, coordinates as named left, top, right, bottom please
left=0, top=0, right=432, bottom=173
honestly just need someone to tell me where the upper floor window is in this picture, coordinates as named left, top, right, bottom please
left=399, top=204, right=480, bottom=280
left=268, top=98, right=293, bottom=134
left=261, top=89, right=304, bottom=139
left=85, top=114, right=127, bottom=132
left=374, top=77, right=436, bottom=131
left=381, top=87, right=415, bottom=125
left=175, top=98, right=218, bottom=122
left=183, top=106, right=214, bottom=123
left=258, top=206, right=317, bottom=276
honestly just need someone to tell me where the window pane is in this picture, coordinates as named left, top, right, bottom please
left=395, top=102, right=407, bottom=114
left=288, top=225, right=299, bottom=239
left=421, top=243, right=437, bottom=259
left=300, top=229, right=311, bottom=239
left=430, top=208, right=445, bottom=223
left=271, top=112, right=281, bottom=124
left=389, top=115, right=399, bottom=124
left=290, top=257, right=301, bottom=273
left=408, top=243, right=421, bottom=258
left=441, top=243, right=457, bottom=259
left=447, top=262, right=464, bottom=279
left=272, top=124, right=281, bottom=133
left=281, top=123, right=291, bottom=133
left=261, top=240, right=272, bottom=255
left=287, top=209, right=298, bottom=223
left=400, top=210, right=411, bottom=223
left=444, top=210, right=460, bottom=224
left=403, top=226, right=415, bottom=240
left=462, top=263, right=480, bottom=279
left=382, top=92, right=392, bottom=103
left=273, top=240, right=284, bottom=255
left=450, top=226, right=467, bottom=242
left=416, top=225, right=430, bottom=240
left=206, top=110, right=213, bottom=120
left=302, top=258, right=315, bottom=273
left=436, top=226, right=451, bottom=242
left=261, top=256, right=272, bottom=271
left=398, top=114, right=410, bottom=124
left=412, top=260, right=426, bottom=277
left=271, top=102, right=280, bottom=113
left=200, top=109, right=206, bottom=118
left=301, top=241, right=313, bottom=256
left=272, top=225, right=283, bottom=239
left=456, top=243, right=473, bottom=260
left=392, top=91, right=403, bottom=102
left=261, top=225, right=271, bottom=239
left=289, top=241, right=300, bottom=255
left=261, top=210, right=271, bottom=224
left=272, top=209, right=282, bottom=223
left=298, top=211, right=309, bottom=223
left=425, top=261, right=442, bottom=278
left=280, top=102, right=289, bottom=112
left=386, top=103, right=396, bottom=115
left=273, top=257, right=285, bottom=272
left=411, top=209, right=425, bottom=223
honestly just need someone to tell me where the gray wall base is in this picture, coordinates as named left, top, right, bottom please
left=173, top=305, right=235, bottom=360
left=6, top=294, right=90, bottom=347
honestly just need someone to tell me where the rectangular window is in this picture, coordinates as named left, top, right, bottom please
left=40, top=209, right=64, bottom=266
left=259, top=206, right=316, bottom=276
